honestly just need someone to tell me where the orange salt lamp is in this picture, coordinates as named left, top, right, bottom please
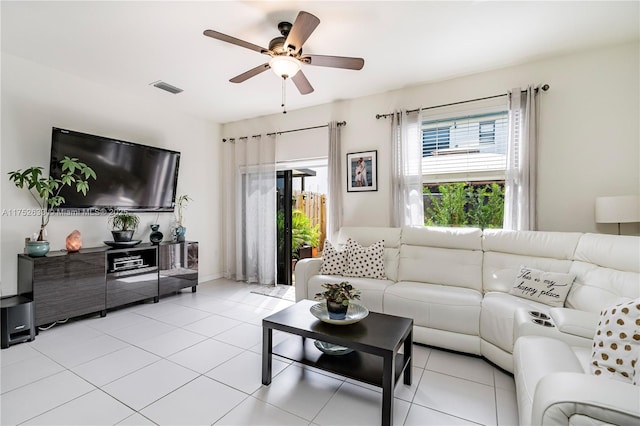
left=66, top=230, right=82, bottom=252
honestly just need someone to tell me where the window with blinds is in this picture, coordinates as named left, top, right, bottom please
left=422, top=111, right=508, bottom=183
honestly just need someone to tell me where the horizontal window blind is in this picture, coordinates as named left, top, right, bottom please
left=422, top=110, right=508, bottom=183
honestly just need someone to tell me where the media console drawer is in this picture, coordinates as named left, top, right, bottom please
left=159, top=241, right=199, bottom=296
left=18, top=250, right=106, bottom=327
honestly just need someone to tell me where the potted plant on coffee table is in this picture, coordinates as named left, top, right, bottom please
left=315, top=281, right=361, bottom=320
left=108, top=212, right=140, bottom=242
left=8, top=156, right=96, bottom=256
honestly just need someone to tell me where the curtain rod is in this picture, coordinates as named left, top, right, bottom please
left=375, top=84, right=550, bottom=119
left=222, top=121, right=346, bottom=142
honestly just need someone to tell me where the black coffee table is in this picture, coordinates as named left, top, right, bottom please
left=262, top=299, right=413, bottom=426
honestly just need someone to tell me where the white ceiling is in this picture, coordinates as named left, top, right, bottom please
left=2, top=1, right=638, bottom=124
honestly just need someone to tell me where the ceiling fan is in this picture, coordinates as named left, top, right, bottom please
left=203, top=11, right=365, bottom=97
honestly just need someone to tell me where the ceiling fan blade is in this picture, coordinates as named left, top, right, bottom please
left=291, top=70, right=314, bottom=95
left=301, top=54, right=365, bottom=70
left=230, top=63, right=270, bottom=83
left=203, top=29, right=269, bottom=54
left=284, top=11, right=320, bottom=54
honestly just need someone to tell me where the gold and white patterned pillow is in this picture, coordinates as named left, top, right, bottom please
left=319, top=240, right=347, bottom=275
left=344, top=239, right=386, bottom=279
left=591, top=298, right=640, bottom=384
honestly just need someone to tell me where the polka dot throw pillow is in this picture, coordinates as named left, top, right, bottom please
left=591, top=298, right=640, bottom=384
left=344, top=239, right=386, bottom=280
left=319, top=240, right=347, bottom=275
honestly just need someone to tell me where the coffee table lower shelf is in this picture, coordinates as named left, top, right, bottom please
left=273, top=336, right=410, bottom=388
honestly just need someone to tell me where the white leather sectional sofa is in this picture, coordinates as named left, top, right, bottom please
left=294, top=226, right=640, bottom=425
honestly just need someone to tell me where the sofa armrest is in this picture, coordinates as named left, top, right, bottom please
left=514, top=309, right=592, bottom=349
left=549, top=307, right=599, bottom=340
left=532, top=372, right=640, bottom=426
left=294, top=258, right=323, bottom=301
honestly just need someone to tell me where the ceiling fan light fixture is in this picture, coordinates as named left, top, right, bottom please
left=269, top=56, right=300, bottom=78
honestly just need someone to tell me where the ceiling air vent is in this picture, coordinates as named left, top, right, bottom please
left=150, top=81, right=183, bottom=94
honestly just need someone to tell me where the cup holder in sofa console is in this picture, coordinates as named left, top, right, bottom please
left=532, top=318, right=555, bottom=327
left=529, top=311, right=550, bottom=320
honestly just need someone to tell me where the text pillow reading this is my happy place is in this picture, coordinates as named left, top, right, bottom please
left=509, top=266, right=575, bottom=307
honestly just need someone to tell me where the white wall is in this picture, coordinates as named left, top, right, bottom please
left=223, top=41, right=640, bottom=236
left=1, top=53, right=223, bottom=296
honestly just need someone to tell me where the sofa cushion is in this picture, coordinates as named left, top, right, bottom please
left=401, top=226, right=482, bottom=250
left=480, top=291, right=550, bottom=353
left=384, top=281, right=482, bottom=335
left=398, top=245, right=483, bottom=292
left=567, top=262, right=640, bottom=313
left=574, top=233, right=640, bottom=273
left=591, top=299, right=640, bottom=383
left=567, top=233, right=640, bottom=313
left=337, top=226, right=401, bottom=249
left=509, top=266, right=575, bottom=307
left=344, top=239, right=386, bottom=279
left=319, top=240, right=347, bottom=275
left=482, top=229, right=581, bottom=259
left=482, top=229, right=579, bottom=294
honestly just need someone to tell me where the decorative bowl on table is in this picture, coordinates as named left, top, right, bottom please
left=313, top=340, right=354, bottom=355
left=310, top=302, right=369, bottom=325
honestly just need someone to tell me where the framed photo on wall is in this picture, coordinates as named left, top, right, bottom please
left=347, top=150, right=378, bottom=192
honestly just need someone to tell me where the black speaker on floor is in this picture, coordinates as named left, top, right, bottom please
left=1, top=295, right=36, bottom=349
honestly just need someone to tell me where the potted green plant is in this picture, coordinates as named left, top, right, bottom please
left=108, top=212, right=140, bottom=242
left=315, top=281, right=361, bottom=320
left=292, top=209, right=320, bottom=259
left=175, top=194, right=192, bottom=241
left=8, top=156, right=96, bottom=256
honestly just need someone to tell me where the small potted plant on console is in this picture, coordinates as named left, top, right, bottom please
left=108, top=212, right=140, bottom=242
left=315, top=281, right=361, bottom=320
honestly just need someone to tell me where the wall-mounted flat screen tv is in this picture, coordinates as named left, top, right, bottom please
left=49, top=127, right=180, bottom=212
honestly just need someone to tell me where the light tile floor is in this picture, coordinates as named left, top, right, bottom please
left=0, top=279, right=519, bottom=425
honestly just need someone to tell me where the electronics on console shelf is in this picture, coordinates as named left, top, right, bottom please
left=112, top=255, right=145, bottom=271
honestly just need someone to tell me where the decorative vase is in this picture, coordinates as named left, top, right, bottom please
left=111, top=230, right=134, bottom=242
left=150, top=224, right=163, bottom=244
left=176, top=226, right=186, bottom=242
left=326, top=299, right=348, bottom=320
left=25, top=240, right=50, bottom=257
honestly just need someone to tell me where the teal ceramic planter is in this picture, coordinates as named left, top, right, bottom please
left=26, top=241, right=50, bottom=257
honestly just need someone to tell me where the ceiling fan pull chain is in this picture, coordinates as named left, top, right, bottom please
left=282, top=77, right=287, bottom=114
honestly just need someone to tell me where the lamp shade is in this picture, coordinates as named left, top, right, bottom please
left=269, top=56, right=301, bottom=78
left=595, top=195, right=640, bottom=223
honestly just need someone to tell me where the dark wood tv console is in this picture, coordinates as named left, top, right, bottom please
left=17, top=241, right=198, bottom=327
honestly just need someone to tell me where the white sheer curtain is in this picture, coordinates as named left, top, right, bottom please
left=504, top=86, right=538, bottom=231
left=222, top=135, right=277, bottom=285
left=326, top=121, right=343, bottom=240
left=222, top=140, right=236, bottom=280
left=390, top=110, right=424, bottom=227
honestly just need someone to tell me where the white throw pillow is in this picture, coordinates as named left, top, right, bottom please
left=344, top=238, right=386, bottom=279
left=509, top=266, right=575, bottom=307
left=319, top=240, right=347, bottom=275
left=591, top=298, right=640, bottom=384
